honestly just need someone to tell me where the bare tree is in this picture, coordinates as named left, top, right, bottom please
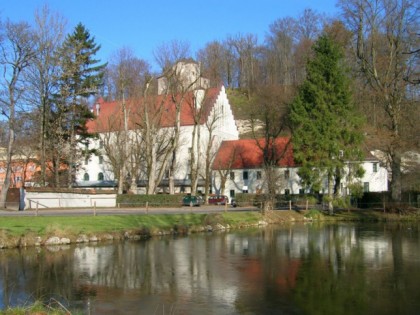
left=103, top=48, right=151, bottom=193
left=97, top=111, right=129, bottom=193
left=153, top=45, right=196, bottom=192
left=263, top=17, right=297, bottom=86
left=153, top=40, right=191, bottom=70
left=202, top=102, right=224, bottom=202
left=213, top=147, right=238, bottom=196
left=104, top=47, right=151, bottom=100
left=136, top=84, right=174, bottom=194
left=339, top=0, right=419, bottom=201
left=25, top=5, right=67, bottom=187
left=0, top=20, right=35, bottom=207
left=197, top=40, right=229, bottom=87
left=226, top=33, right=262, bottom=95
left=248, top=85, right=292, bottom=212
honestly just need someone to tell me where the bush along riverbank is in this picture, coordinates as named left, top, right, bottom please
left=0, top=209, right=419, bottom=249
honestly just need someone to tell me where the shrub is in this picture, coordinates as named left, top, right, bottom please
left=333, top=196, right=351, bottom=209
left=117, top=194, right=184, bottom=207
left=234, top=193, right=258, bottom=206
left=304, top=209, right=323, bottom=220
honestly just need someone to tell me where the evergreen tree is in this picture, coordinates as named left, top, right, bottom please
left=53, top=23, right=106, bottom=187
left=289, top=34, right=364, bottom=214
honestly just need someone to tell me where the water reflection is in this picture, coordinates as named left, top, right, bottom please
left=1, top=222, right=420, bottom=314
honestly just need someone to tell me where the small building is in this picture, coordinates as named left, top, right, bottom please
left=211, top=138, right=300, bottom=199
left=0, top=147, right=39, bottom=190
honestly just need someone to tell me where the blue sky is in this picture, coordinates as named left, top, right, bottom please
left=1, top=0, right=339, bottom=71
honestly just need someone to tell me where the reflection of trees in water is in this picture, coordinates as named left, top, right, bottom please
left=293, top=225, right=369, bottom=315
left=365, top=224, right=420, bottom=315
left=0, top=246, right=77, bottom=309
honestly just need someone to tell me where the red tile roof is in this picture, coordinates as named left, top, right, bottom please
left=212, top=138, right=294, bottom=170
left=86, top=87, right=221, bottom=133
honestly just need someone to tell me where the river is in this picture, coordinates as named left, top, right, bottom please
left=1, top=222, right=419, bottom=315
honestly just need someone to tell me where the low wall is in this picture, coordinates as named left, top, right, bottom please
left=24, top=191, right=117, bottom=209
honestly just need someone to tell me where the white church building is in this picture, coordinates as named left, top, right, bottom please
left=75, top=60, right=239, bottom=193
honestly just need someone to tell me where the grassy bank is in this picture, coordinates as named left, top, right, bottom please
left=0, top=299, right=73, bottom=315
left=0, top=209, right=419, bottom=249
left=0, top=212, right=263, bottom=248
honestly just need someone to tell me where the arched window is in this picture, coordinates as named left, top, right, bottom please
left=98, top=172, right=104, bottom=181
left=83, top=173, right=89, bottom=181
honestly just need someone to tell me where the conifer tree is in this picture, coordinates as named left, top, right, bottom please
left=53, top=23, right=106, bottom=187
left=289, top=34, right=364, bottom=214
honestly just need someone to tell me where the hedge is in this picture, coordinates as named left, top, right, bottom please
left=117, top=194, right=185, bottom=207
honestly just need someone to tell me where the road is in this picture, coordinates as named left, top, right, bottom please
left=0, top=205, right=259, bottom=217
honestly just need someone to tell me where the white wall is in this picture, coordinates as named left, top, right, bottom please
left=212, top=161, right=388, bottom=197
left=213, top=167, right=302, bottom=197
left=353, top=161, right=388, bottom=192
left=24, top=191, right=117, bottom=209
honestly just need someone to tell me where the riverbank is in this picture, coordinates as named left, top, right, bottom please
left=0, top=209, right=419, bottom=249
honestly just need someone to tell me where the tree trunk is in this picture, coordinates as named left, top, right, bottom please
left=39, top=96, right=47, bottom=186
left=0, top=130, right=14, bottom=208
left=118, top=170, right=124, bottom=194
left=328, top=173, right=334, bottom=215
left=129, top=177, right=137, bottom=194
left=390, top=151, right=402, bottom=202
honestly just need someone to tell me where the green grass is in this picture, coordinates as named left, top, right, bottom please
left=0, top=212, right=263, bottom=238
left=0, top=299, right=75, bottom=315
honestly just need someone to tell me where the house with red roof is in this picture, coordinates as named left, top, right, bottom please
left=211, top=138, right=302, bottom=198
left=75, top=61, right=239, bottom=193
left=211, top=138, right=388, bottom=199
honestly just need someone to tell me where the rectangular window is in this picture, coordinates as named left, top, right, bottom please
left=256, top=171, right=262, bottom=180
left=299, top=189, right=305, bottom=195
left=230, top=190, right=235, bottom=198
left=85, top=157, right=89, bottom=165
left=284, top=189, right=290, bottom=195
left=363, top=182, right=369, bottom=193
left=373, top=163, right=378, bottom=172
left=230, top=171, right=235, bottom=180
left=285, top=170, right=290, bottom=179
left=99, top=156, right=103, bottom=164
left=99, top=140, right=104, bottom=149
left=243, top=171, right=248, bottom=180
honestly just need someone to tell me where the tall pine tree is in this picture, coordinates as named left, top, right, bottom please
left=289, top=34, right=364, bottom=214
left=54, top=23, right=106, bottom=187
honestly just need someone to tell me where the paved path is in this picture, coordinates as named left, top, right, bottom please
left=0, top=205, right=259, bottom=217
